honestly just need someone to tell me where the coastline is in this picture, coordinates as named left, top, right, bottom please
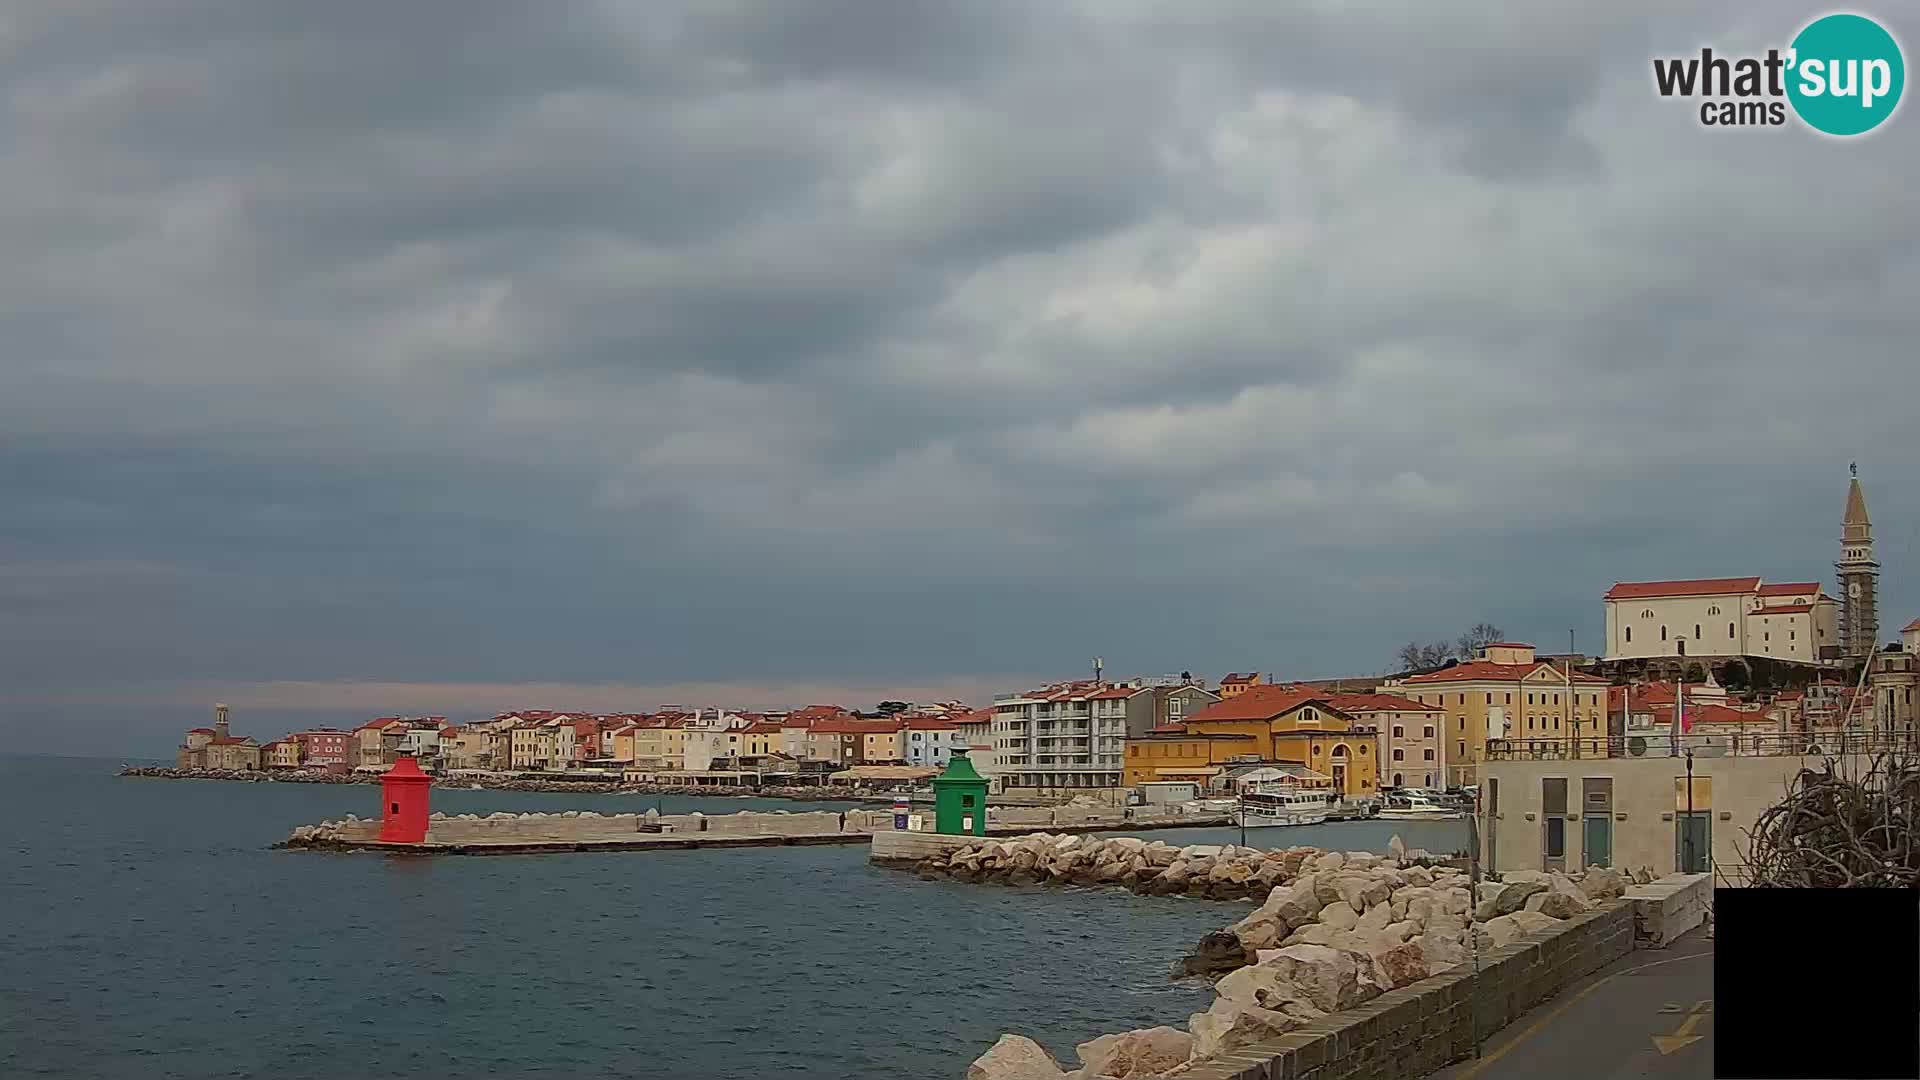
left=118, top=765, right=898, bottom=802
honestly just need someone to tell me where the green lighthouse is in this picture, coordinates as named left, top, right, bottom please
left=931, top=751, right=989, bottom=836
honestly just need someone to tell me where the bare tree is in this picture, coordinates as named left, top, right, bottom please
left=1397, top=640, right=1458, bottom=673
left=1455, top=622, right=1505, bottom=660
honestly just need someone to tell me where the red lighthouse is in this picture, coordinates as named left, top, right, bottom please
left=378, top=755, right=432, bottom=843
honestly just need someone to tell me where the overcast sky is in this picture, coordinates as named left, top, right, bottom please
left=4, top=2, right=1916, bottom=754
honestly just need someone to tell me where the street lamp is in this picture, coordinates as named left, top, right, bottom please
left=1683, top=747, right=1696, bottom=873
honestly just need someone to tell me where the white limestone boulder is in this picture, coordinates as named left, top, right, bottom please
left=968, top=1034, right=1069, bottom=1080
left=1075, top=1027, right=1193, bottom=1079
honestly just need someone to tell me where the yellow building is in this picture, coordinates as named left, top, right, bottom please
left=630, top=724, right=688, bottom=771
left=860, top=727, right=904, bottom=764
left=743, top=723, right=780, bottom=756
left=1124, top=687, right=1380, bottom=797
left=1391, top=642, right=1609, bottom=788
left=263, top=740, right=302, bottom=769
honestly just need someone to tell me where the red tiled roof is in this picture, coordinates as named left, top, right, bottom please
left=1221, top=672, right=1259, bottom=684
left=1605, top=577, right=1761, bottom=600
left=1404, top=661, right=1607, bottom=685
left=1088, top=686, right=1144, bottom=700
left=1324, top=692, right=1442, bottom=714
left=743, top=722, right=784, bottom=735
left=1905, top=618, right=1920, bottom=633
left=902, top=717, right=959, bottom=731
left=1757, top=582, right=1821, bottom=596
left=186, top=727, right=215, bottom=734
left=953, top=708, right=993, bottom=725
left=1184, top=686, right=1327, bottom=723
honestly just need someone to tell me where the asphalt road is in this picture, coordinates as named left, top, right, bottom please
left=1431, top=927, right=1716, bottom=1080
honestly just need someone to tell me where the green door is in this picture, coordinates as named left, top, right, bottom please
left=1675, top=812, right=1711, bottom=873
left=1583, top=814, right=1612, bottom=869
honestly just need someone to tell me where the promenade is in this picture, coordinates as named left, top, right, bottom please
left=1431, top=926, right=1714, bottom=1080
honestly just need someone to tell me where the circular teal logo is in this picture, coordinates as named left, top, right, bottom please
left=1786, top=13, right=1905, bottom=136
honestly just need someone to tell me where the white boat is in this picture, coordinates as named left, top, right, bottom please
left=1376, top=792, right=1464, bottom=820
left=1232, top=785, right=1334, bottom=827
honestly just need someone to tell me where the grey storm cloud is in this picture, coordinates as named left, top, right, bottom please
left=3, top=1, right=1918, bottom=750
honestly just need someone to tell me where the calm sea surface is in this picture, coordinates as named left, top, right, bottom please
left=0, top=757, right=1468, bottom=1080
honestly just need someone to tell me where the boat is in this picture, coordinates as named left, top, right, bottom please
left=1232, top=784, right=1334, bottom=827
left=1376, top=791, right=1465, bottom=820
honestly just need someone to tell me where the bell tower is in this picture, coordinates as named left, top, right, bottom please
left=1836, top=464, right=1879, bottom=660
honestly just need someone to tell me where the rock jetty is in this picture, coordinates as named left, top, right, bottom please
left=964, top=839, right=1648, bottom=1079
left=909, top=834, right=1455, bottom=903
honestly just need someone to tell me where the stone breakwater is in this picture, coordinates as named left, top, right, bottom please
left=277, top=807, right=899, bottom=848
left=119, top=766, right=896, bottom=801
left=958, top=838, right=1652, bottom=1080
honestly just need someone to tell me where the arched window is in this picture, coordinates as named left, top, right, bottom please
left=1642, top=608, right=1654, bottom=618
left=1694, top=624, right=1702, bottom=639
left=1661, top=625, right=1668, bottom=641
left=1626, top=626, right=1632, bottom=642
left=1393, top=773, right=1404, bottom=786
left=1729, top=622, right=1735, bottom=638
left=1708, top=605, right=1720, bottom=616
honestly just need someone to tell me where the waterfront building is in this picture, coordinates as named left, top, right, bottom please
left=630, top=718, right=689, bottom=772
left=1124, top=687, right=1380, bottom=798
left=291, top=729, right=351, bottom=767
left=1477, top=729, right=1895, bottom=882
left=742, top=722, right=781, bottom=757
left=901, top=717, right=961, bottom=768
left=1218, top=673, right=1263, bottom=699
left=262, top=739, right=302, bottom=769
left=204, top=737, right=262, bottom=770
left=176, top=726, right=215, bottom=769
left=1388, top=643, right=1608, bottom=788
left=1324, top=693, right=1446, bottom=789
left=353, top=716, right=410, bottom=768
left=989, top=681, right=1134, bottom=792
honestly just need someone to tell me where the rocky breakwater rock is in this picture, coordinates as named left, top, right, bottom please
left=977, top=842, right=1632, bottom=1080
left=278, top=818, right=357, bottom=849
left=915, top=835, right=1313, bottom=903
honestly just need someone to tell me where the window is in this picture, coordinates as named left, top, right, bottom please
left=1393, top=749, right=1405, bottom=761
left=1625, top=626, right=1632, bottom=642
left=1553, top=694, right=1560, bottom=705
left=1642, top=608, right=1654, bottom=618
left=1790, top=630, right=1796, bottom=641
left=1694, top=624, right=1701, bottom=639
left=1729, top=622, right=1736, bottom=638
left=1358, top=744, right=1369, bottom=756
left=1457, top=741, right=1466, bottom=758
left=1505, top=693, right=1512, bottom=704
left=1485, top=693, right=1492, bottom=704
left=1393, top=773, right=1404, bottom=786
left=1661, top=625, right=1668, bottom=640
left=1423, top=749, right=1435, bottom=760
left=1424, top=725, right=1435, bottom=738
left=1458, top=694, right=1466, bottom=705
left=1528, top=693, right=1535, bottom=705
left=1708, top=605, right=1720, bottom=616
left=1392, top=725, right=1404, bottom=737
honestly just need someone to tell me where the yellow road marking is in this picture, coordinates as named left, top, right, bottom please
left=1448, top=948, right=1713, bottom=1080
left=1653, top=1010, right=1709, bottom=1055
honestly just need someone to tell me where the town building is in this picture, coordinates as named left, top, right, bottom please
left=1218, top=673, right=1264, bottom=700
left=1477, top=729, right=1892, bottom=882
left=1602, top=577, right=1840, bottom=665
left=262, top=739, right=302, bottom=769
left=291, top=729, right=351, bottom=768
left=1124, top=686, right=1381, bottom=798
left=989, top=682, right=1134, bottom=792
left=175, top=704, right=262, bottom=770
left=1324, top=692, right=1446, bottom=789
left=1388, top=643, right=1609, bottom=788
left=1869, top=635, right=1918, bottom=746
left=901, top=717, right=961, bottom=768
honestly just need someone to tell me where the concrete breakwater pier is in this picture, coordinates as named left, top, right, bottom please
left=277, top=805, right=1230, bottom=855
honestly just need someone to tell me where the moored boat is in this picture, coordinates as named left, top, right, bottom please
left=1232, top=783, right=1334, bottom=827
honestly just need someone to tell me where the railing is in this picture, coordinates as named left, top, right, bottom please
left=1485, top=731, right=1914, bottom=761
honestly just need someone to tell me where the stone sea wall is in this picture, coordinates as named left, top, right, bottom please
left=960, top=839, right=1645, bottom=1080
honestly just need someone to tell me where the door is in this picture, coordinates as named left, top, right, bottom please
left=1583, top=814, right=1612, bottom=869
left=1675, top=813, right=1711, bottom=873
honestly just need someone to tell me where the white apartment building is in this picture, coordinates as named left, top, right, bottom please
left=990, top=682, right=1133, bottom=791
left=1603, top=577, right=1839, bottom=664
